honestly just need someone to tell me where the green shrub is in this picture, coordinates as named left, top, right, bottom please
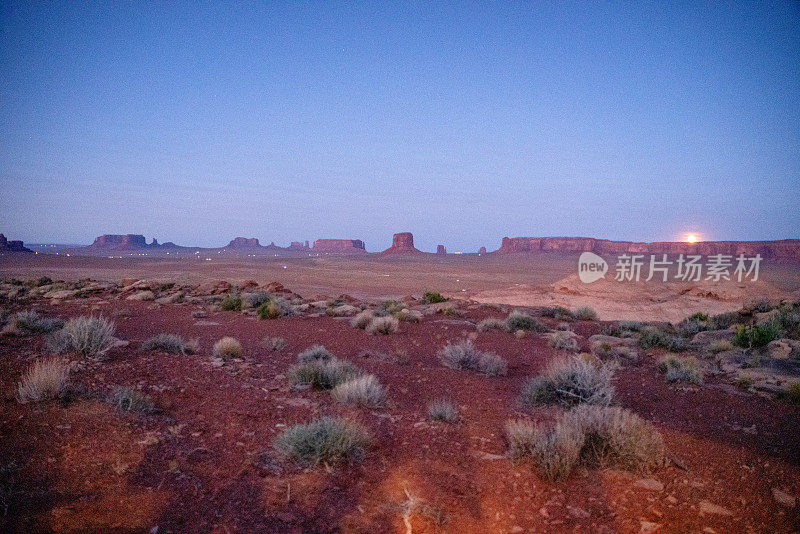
left=520, top=357, right=614, bottom=408
left=773, top=304, right=800, bottom=339
left=274, top=416, right=370, bottom=466
left=257, top=297, right=291, bottom=320
left=505, top=310, right=546, bottom=332
left=110, top=386, right=157, bottom=415
left=506, top=405, right=665, bottom=480
left=733, top=322, right=780, bottom=349
left=221, top=294, right=242, bottom=311
left=331, top=375, right=386, bottom=408
left=48, top=315, right=116, bottom=358
left=638, top=328, right=688, bottom=351
left=657, top=355, right=703, bottom=384
left=427, top=399, right=458, bottom=423
left=289, top=358, right=361, bottom=389
left=571, top=306, right=598, bottom=321
left=422, top=291, right=447, bottom=304
left=141, top=333, right=188, bottom=354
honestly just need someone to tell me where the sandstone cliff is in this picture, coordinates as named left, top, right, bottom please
left=0, top=234, right=32, bottom=253
left=312, top=239, right=367, bottom=253
left=381, top=232, right=423, bottom=254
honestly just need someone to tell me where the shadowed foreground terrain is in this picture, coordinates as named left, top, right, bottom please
left=1, top=273, right=799, bottom=532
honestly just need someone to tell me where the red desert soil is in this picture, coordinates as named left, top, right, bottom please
left=1, top=293, right=799, bottom=532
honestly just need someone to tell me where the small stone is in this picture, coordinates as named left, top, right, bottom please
left=639, top=520, right=660, bottom=534
left=635, top=478, right=664, bottom=492
left=772, top=488, right=796, bottom=508
left=698, top=501, right=732, bottom=516
left=567, top=505, right=590, bottom=519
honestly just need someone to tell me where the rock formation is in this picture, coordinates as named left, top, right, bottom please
left=88, top=234, right=149, bottom=250
left=478, top=246, right=487, bottom=254
left=381, top=232, right=422, bottom=254
left=312, top=239, right=367, bottom=253
left=0, top=234, right=32, bottom=253
left=289, top=241, right=311, bottom=251
left=437, top=245, right=447, bottom=254
left=226, top=237, right=261, bottom=249
left=497, top=236, right=800, bottom=260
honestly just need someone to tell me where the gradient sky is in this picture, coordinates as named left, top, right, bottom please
left=1, top=2, right=798, bottom=252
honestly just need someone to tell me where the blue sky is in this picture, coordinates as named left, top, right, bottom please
left=1, top=2, right=798, bottom=251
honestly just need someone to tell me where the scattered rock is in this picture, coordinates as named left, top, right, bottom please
left=635, top=478, right=664, bottom=492
left=698, top=501, right=732, bottom=516
left=127, top=290, right=155, bottom=301
left=772, top=488, right=796, bottom=508
left=44, top=289, right=78, bottom=300
left=639, top=520, right=660, bottom=534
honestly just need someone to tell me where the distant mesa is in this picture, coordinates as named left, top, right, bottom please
left=88, top=234, right=152, bottom=251
left=497, top=236, right=800, bottom=260
left=436, top=244, right=447, bottom=254
left=381, top=232, right=422, bottom=255
left=478, top=246, right=487, bottom=254
left=289, top=240, right=311, bottom=251
left=0, top=233, right=32, bottom=253
left=226, top=237, right=262, bottom=249
left=312, top=239, right=366, bottom=254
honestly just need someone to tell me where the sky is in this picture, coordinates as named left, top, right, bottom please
left=1, top=2, right=798, bottom=252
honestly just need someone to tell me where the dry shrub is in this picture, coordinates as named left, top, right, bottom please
left=7, top=310, right=63, bottom=335
left=289, top=358, right=361, bottom=389
left=476, top=317, right=506, bottom=332
left=16, top=357, right=71, bottom=403
left=709, top=339, right=734, bottom=353
left=505, top=310, right=547, bottom=332
left=297, top=345, right=333, bottom=362
left=572, top=306, right=598, bottom=321
left=438, top=339, right=508, bottom=377
left=47, top=315, right=116, bottom=358
left=141, top=333, right=187, bottom=354
left=274, top=416, right=370, bottom=466
left=332, top=375, right=386, bottom=408
left=520, top=357, right=614, bottom=407
left=658, top=355, right=703, bottom=384
left=213, top=337, right=242, bottom=359
left=350, top=309, right=375, bottom=329
left=366, top=316, right=399, bottom=335
left=506, top=405, right=665, bottom=480
left=427, top=399, right=459, bottom=423
left=548, top=331, right=579, bottom=352
left=262, top=336, right=286, bottom=351
left=111, top=386, right=157, bottom=415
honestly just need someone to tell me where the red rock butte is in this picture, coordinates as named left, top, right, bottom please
left=497, top=236, right=800, bottom=260
left=312, top=239, right=366, bottom=253
left=0, top=233, right=32, bottom=253
left=381, top=232, right=423, bottom=254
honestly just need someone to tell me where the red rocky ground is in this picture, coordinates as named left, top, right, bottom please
left=1, top=289, right=798, bottom=533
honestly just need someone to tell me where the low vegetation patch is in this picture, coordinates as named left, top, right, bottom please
left=220, top=293, right=242, bottom=311
left=540, top=306, right=572, bottom=319
left=709, top=339, right=735, bottom=353
left=427, top=399, right=459, bottom=423
left=261, top=336, right=286, bottom=351
left=141, top=333, right=190, bottom=354
left=438, top=339, right=508, bottom=376
left=5, top=310, right=63, bottom=335
left=422, top=291, right=447, bottom=304
left=520, top=357, right=614, bottom=408
left=506, top=405, right=665, bottom=480
left=733, top=322, right=780, bottom=349
left=110, top=386, right=157, bottom=415
left=505, top=310, right=547, bottom=332
left=289, top=358, right=361, bottom=389
left=274, top=416, right=370, bottom=466
left=297, top=345, right=333, bottom=362
left=708, top=311, right=740, bottom=330
left=350, top=309, right=375, bottom=329
left=786, top=381, right=800, bottom=403
left=477, top=317, right=507, bottom=332
left=331, top=375, right=386, bottom=408
left=257, top=297, right=292, bottom=320
left=657, top=355, right=703, bottom=384
left=16, top=357, right=71, bottom=403
left=47, top=315, right=117, bottom=358
left=213, top=337, right=242, bottom=359
left=638, top=328, right=688, bottom=352
left=365, top=315, right=399, bottom=335
left=571, top=306, right=597, bottom=321
left=548, top=331, right=579, bottom=352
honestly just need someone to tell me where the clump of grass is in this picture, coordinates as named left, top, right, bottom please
left=657, top=355, right=703, bottom=384
left=241, top=291, right=272, bottom=309
left=427, top=399, right=459, bottom=423
left=437, top=306, right=463, bottom=317
left=331, top=375, right=386, bottom=408
left=746, top=298, right=773, bottom=313
left=289, top=358, right=361, bottom=389
left=638, top=328, right=688, bottom=352
left=733, top=322, right=780, bottom=349
left=262, top=336, right=286, bottom=351
left=540, top=306, right=572, bottom=319
left=548, top=331, right=579, bottom=352
left=422, top=291, right=447, bottom=304
left=365, top=316, right=399, bottom=335
left=274, top=416, right=370, bottom=466
left=47, top=315, right=116, bottom=358
left=213, top=337, right=242, bottom=359
left=571, top=306, right=598, bottom=321
left=257, top=297, right=292, bottom=320
left=141, top=333, right=188, bottom=354
left=476, top=317, right=506, bottom=332
left=505, top=310, right=547, bottom=332
left=437, top=339, right=508, bottom=376
left=520, top=357, right=614, bottom=408
left=16, top=357, right=71, bottom=403
left=773, top=303, right=800, bottom=339
left=110, top=386, right=157, bottom=415
left=220, top=293, right=242, bottom=311
left=709, top=339, right=735, bottom=353
left=618, top=320, right=645, bottom=332
left=297, top=345, right=333, bottom=362
left=506, top=405, right=665, bottom=480
left=675, top=317, right=708, bottom=337
left=786, top=381, right=800, bottom=403
left=350, top=309, right=375, bottom=329
left=7, top=310, right=64, bottom=335
left=708, top=311, right=740, bottom=330
left=734, top=375, right=753, bottom=390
